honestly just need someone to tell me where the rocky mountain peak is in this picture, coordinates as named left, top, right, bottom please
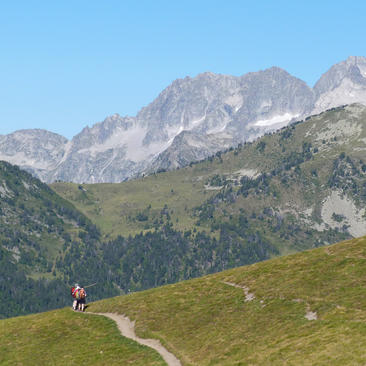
left=314, top=56, right=366, bottom=95
left=1, top=57, right=366, bottom=183
left=345, top=55, right=366, bottom=66
left=312, top=56, right=366, bottom=114
left=0, top=129, right=67, bottom=181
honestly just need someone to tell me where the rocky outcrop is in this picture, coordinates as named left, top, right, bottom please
left=0, top=129, right=67, bottom=182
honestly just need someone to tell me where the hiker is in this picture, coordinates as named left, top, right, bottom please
left=77, top=287, right=87, bottom=312
left=70, top=283, right=91, bottom=311
left=71, top=283, right=81, bottom=310
left=70, top=284, right=87, bottom=311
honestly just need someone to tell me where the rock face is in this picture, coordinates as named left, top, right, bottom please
left=1, top=56, right=366, bottom=183
left=0, top=129, right=67, bottom=182
left=49, top=115, right=149, bottom=183
left=142, top=67, right=314, bottom=175
left=313, top=56, right=366, bottom=114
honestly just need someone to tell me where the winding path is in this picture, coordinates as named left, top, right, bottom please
left=222, top=281, right=255, bottom=301
left=222, top=282, right=317, bottom=320
left=90, top=312, right=181, bottom=366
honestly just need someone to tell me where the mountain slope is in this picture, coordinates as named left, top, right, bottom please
left=0, top=161, right=96, bottom=275
left=3, top=56, right=366, bottom=183
left=3, top=235, right=366, bottom=365
left=0, top=161, right=119, bottom=318
left=52, top=103, right=366, bottom=243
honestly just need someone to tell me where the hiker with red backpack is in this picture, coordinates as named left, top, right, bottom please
left=71, top=284, right=80, bottom=310
left=71, top=283, right=87, bottom=311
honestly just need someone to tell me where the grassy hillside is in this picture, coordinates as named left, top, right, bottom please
left=89, top=235, right=366, bottom=365
left=3, top=235, right=366, bottom=365
left=51, top=163, right=216, bottom=238
left=0, top=309, right=165, bottom=366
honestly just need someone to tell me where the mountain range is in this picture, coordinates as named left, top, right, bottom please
left=1, top=56, right=366, bottom=183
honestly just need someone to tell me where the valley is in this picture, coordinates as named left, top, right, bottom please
left=2, top=104, right=366, bottom=321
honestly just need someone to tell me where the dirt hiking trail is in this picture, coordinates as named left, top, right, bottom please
left=90, top=312, right=181, bottom=366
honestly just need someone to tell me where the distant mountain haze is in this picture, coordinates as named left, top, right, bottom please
left=1, top=56, right=366, bottom=183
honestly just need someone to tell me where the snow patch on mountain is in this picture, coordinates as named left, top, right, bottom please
left=189, top=112, right=207, bottom=128
left=253, top=113, right=299, bottom=127
left=78, top=125, right=148, bottom=161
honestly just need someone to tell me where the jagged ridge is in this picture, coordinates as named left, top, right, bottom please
left=1, top=56, right=366, bottom=183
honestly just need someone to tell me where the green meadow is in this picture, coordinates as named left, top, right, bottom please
left=3, top=235, right=366, bottom=365
left=0, top=309, right=165, bottom=366
left=89, top=236, right=366, bottom=365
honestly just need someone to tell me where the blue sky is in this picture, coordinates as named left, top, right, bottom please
left=0, top=1, right=365, bottom=139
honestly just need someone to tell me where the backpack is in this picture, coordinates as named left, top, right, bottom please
left=79, top=288, right=86, bottom=300
left=74, top=288, right=85, bottom=300
left=71, top=287, right=76, bottom=298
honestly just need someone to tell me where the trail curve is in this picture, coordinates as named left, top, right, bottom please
left=90, top=312, right=181, bottom=366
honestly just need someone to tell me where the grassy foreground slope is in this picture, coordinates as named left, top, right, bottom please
left=88, top=235, right=366, bottom=365
left=2, top=236, right=366, bottom=365
left=0, top=309, right=165, bottom=366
